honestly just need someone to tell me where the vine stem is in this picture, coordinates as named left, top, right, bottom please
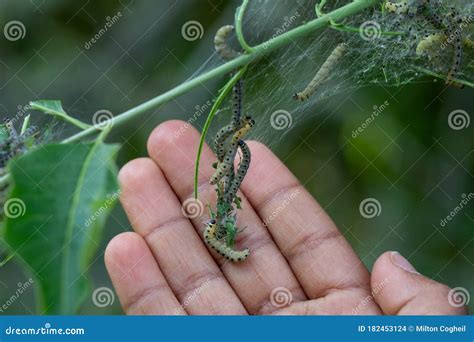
left=0, top=0, right=379, bottom=188
left=193, top=66, right=247, bottom=199
left=235, top=0, right=253, bottom=53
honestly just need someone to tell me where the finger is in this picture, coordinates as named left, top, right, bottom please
left=371, top=251, right=468, bottom=315
left=119, top=157, right=246, bottom=315
left=105, top=232, right=185, bottom=315
left=241, top=141, right=373, bottom=301
left=147, top=120, right=307, bottom=315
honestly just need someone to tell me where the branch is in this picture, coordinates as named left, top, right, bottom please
left=0, top=0, right=380, bottom=188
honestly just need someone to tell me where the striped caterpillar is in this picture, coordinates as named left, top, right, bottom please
left=293, top=43, right=347, bottom=101
left=214, top=25, right=241, bottom=60
left=386, top=1, right=468, bottom=87
left=213, top=79, right=243, bottom=162
left=224, top=140, right=251, bottom=203
left=444, top=11, right=463, bottom=86
left=210, top=116, right=254, bottom=185
left=204, top=219, right=250, bottom=262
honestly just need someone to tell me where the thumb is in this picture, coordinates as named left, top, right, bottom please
left=371, top=251, right=468, bottom=315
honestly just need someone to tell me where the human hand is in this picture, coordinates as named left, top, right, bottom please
left=105, top=120, right=467, bottom=315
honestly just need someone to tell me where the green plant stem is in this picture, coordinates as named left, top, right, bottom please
left=0, top=0, right=380, bottom=188
left=413, top=66, right=474, bottom=88
left=20, top=115, right=31, bottom=135
left=63, top=0, right=379, bottom=144
left=328, top=18, right=404, bottom=36
left=235, top=0, right=253, bottom=53
left=316, top=0, right=327, bottom=17
left=193, top=67, right=247, bottom=199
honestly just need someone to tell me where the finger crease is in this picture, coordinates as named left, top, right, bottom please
left=143, top=216, right=190, bottom=240
left=284, top=229, right=343, bottom=261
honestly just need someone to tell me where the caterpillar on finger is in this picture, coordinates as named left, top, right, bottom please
left=204, top=219, right=250, bottom=262
left=214, top=25, right=241, bottom=60
left=293, top=43, right=347, bottom=101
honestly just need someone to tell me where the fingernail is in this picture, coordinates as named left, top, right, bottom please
left=390, top=251, right=420, bottom=275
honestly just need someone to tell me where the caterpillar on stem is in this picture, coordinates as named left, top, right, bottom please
left=214, top=25, right=241, bottom=60
left=210, top=116, right=254, bottom=185
left=224, top=139, right=251, bottom=204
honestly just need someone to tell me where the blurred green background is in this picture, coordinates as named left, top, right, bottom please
left=0, top=0, right=472, bottom=314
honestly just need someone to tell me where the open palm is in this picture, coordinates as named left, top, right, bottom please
left=105, top=120, right=466, bottom=316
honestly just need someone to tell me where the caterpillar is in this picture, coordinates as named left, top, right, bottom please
left=213, top=80, right=243, bottom=162
left=385, top=1, right=409, bottom=14
left=204, top=219, right=250, bottom=262
left=444, top=11, right=464, bottom=86
left=416, top=33, right=445, bottom=56
left=224, top=140, right=251, bottom=204
left=293, top=43, right=347, bottom=101
left=210, top=116, right=254, bottom=185
left=214, top=25, right=241, bottom=60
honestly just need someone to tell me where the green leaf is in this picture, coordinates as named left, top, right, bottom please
left=30, top=100, right=91, bottom=130
left=225, top=220, right=237, bottom=248
left=3, top=139, right=120, bottom=314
